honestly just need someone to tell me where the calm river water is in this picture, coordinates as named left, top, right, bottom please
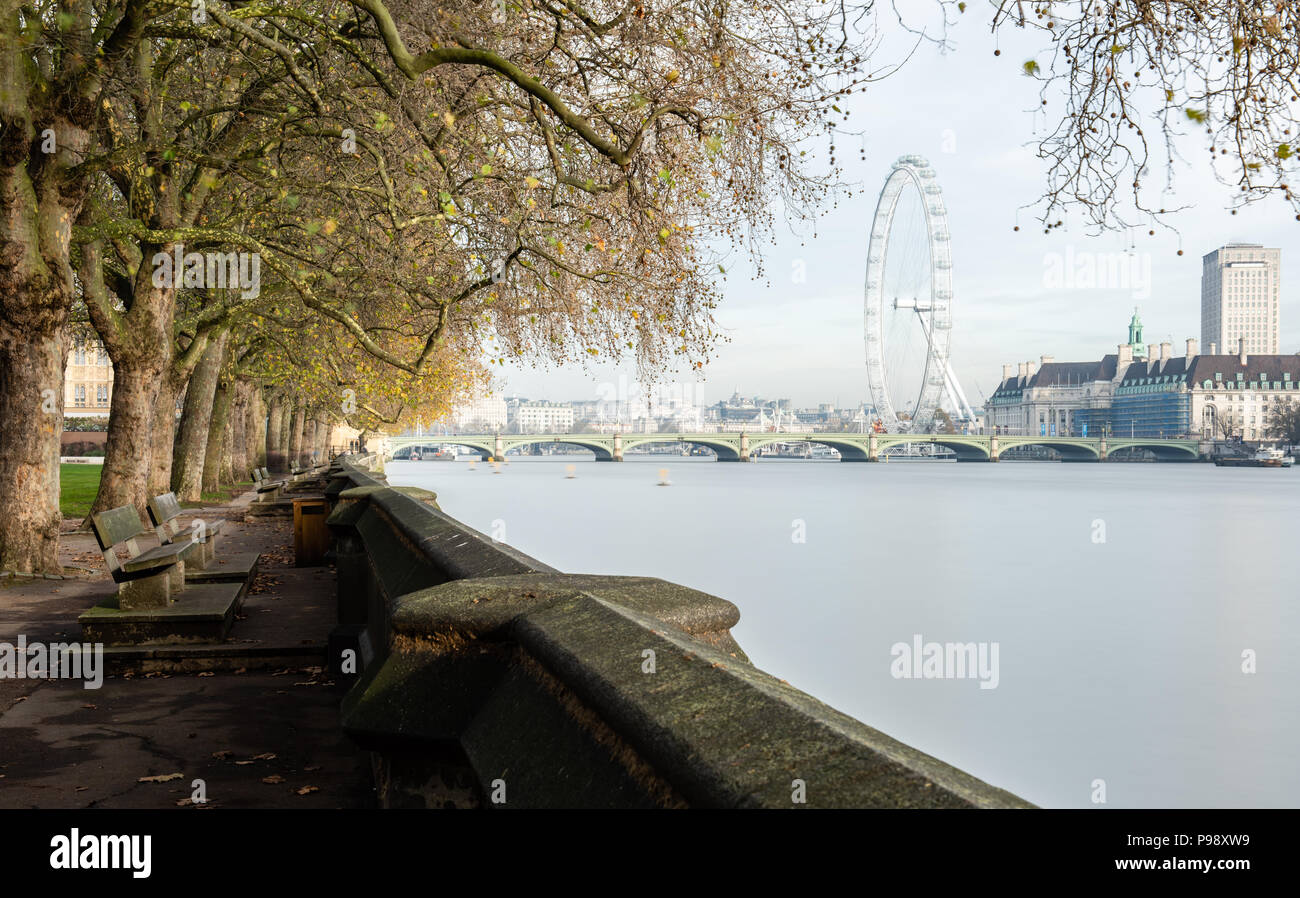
left=386, top=455, right=1299, bottom=808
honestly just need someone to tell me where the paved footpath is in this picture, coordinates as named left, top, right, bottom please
left=0, top=488, right=374, bottom=809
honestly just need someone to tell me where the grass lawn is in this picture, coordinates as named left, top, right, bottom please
left=196, top=481, right=253, bottom=505
left=60, top=465, right=254, bottom=518
left=60, top=463, right=103, bottom=521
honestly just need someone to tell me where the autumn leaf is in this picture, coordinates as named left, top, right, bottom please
left=138, top=773, right=184, bottom=783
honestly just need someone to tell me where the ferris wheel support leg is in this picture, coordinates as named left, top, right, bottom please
left=945, top=361, right=977, bottom=420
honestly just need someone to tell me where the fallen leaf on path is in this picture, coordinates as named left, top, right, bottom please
left=212, top=750, right=234, bottom=760
left=262, top=775, right=285, bottom=784
left=138, top=773, right=183, bottom=783
left=296, top=786, right=318, bottom=795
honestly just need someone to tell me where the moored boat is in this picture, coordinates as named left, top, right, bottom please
left=1215, top=447, right=1291, bottom=468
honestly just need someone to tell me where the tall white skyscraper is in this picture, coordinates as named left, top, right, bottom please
left=1201, top=244, right=1281, bottom=355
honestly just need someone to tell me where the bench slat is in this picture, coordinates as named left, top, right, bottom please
left=90, top=505, right=149, bottom=550
left=146, top=492, right=185, bottom=528
left=121, top=542, right=190, bottom=572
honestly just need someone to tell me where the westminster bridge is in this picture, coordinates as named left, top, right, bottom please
left=384, top=432, right=1204, bottom=463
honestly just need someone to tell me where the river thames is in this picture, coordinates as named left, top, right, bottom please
left=386, top=455, right=1299, bottom=808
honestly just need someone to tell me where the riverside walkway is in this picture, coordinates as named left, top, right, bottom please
left=2, top=458, right=1033, bottom=809
left=0, top=486, right=373, bottom=809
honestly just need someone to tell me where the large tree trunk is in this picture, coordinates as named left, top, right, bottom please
left=203, top=375, right=233, bottom=495
left=0, top=329, right=67, bottom=573
left=0, top=47, right=91, bottom=572
left=265, top=394, right=285, bottom=472
left=219, top=410, right=235, bottom=487
left=84, top=256, right=175, bottom=521
left=279, top=403, right=294, bottom=470
left=243, top=383, right=262, bottom=474
left=147, top=370, right=184, bottom=499
left=289, top=405, right=306, bottom=468
left=251, top=387, right=268, bottom=469
left=174, top=331, right=227, bottom=501
left=302, top=418, right=317, bottom=466
left=229, top=381, right=249, bottom=483
left=313, top=416, right=329, bottom=460
left=88, top=361, right=162, bottom=520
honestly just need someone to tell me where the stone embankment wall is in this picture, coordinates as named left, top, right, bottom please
left=325, top=458, right=1033, bottom=809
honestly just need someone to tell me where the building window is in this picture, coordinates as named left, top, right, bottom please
left=96, top=385, right=108, bottom=406
left=74, top=385, right=86, bottom=407
left=74, top=345, right=86, bottom=365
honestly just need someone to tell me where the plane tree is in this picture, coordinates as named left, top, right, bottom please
left=990, top=0, right=1300, bottom=230
left=2, top=0, right=876, bottom=574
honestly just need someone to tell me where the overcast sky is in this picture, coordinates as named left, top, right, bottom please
left=492, top=9, right=1299, bottom=409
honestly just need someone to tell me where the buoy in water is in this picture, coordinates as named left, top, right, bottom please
left=658, top=468, right=671, bottom=486
left=565, top=464, right=576, bottom=479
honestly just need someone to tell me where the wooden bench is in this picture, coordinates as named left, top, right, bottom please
left=90, top=505, right=192, bottom=610
left=251, top=468, right=283, bottom=502
left=258, top=466, right=288, bottom=487
left=289, top=458, right=327, bottom=481
left=146, top=492, right=224, bottom=566
left=147, top=492, right=260, bottom=585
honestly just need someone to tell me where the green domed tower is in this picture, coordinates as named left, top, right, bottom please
left=1128, top=308, right=1145, bottom=357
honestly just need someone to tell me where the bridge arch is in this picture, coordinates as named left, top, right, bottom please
left=878, top=436, right=990, bottom=461
left=746, top=434, right=873, bottom=461
left=622, top=434, right=743, bottom=461
left=996, top=439, right=1100, bottom=461
left=387, top=437, right=495, bottom=459
left=500, top=437, right=616, bottom=461
left=1105, top=440, right=1200, bottom=461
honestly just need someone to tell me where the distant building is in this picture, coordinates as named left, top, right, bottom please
left=64, top=336, right=113, bottom=418
left=987, top=311, right=1300, bottom=441
left=450, top=395, right=507, bottom=432
left=1201, top=244, right=1280, bottom=356
left=986, top=354, right=1119, bottom=437
left=1183, top=341, right=1299, bottom=441
left=514, top=401, right=575, bottom=433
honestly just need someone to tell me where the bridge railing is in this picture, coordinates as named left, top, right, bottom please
left=321, top=454, right=1033, bottom=808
